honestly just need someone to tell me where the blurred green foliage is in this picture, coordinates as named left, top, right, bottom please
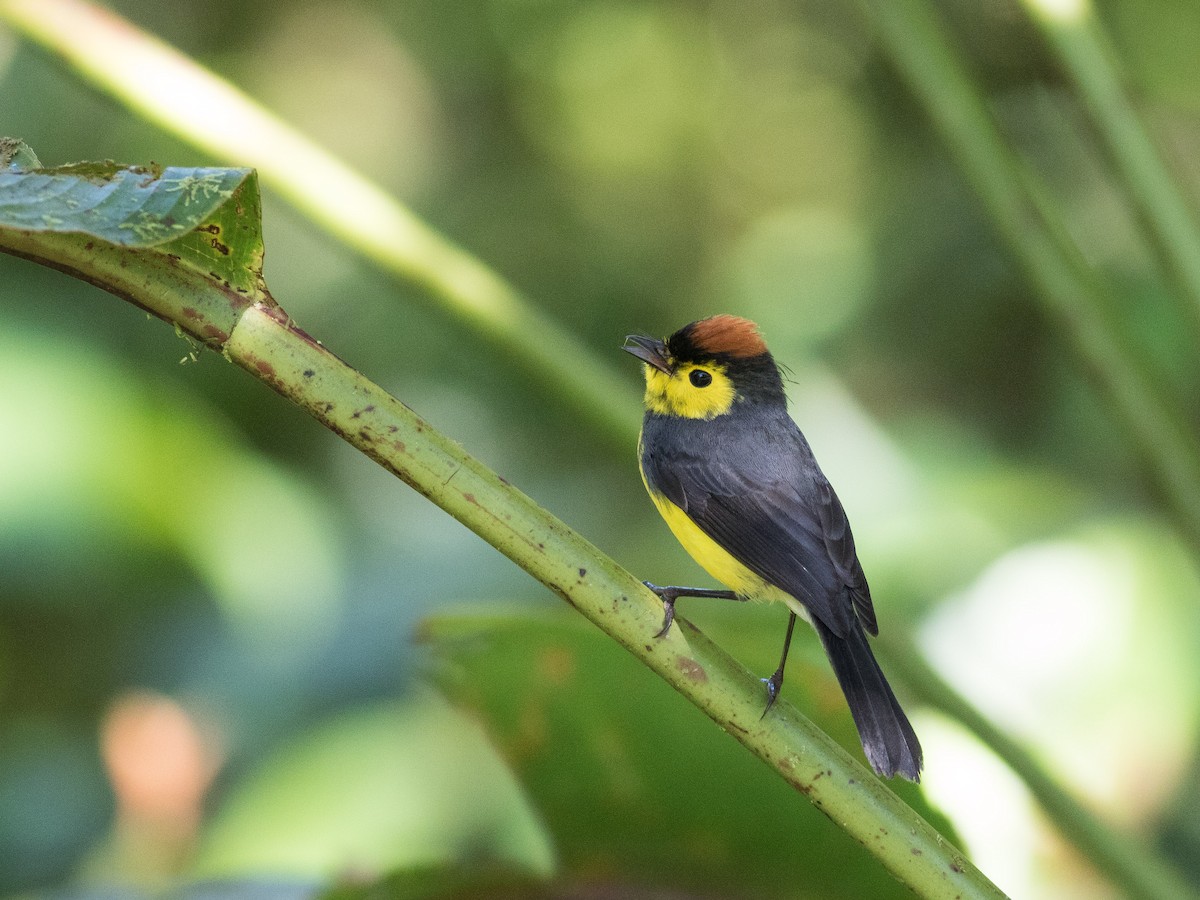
left=2, top=0, right=1200, bottom=897
left=422, top=610, right=949, bottom=899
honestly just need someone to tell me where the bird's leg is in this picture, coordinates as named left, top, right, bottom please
left=761, top=612, right=798, bottom=718
left=642, top=581, right=742, bottom=638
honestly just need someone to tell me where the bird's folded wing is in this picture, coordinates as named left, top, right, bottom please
left=646, top=447, right=870, bottom=638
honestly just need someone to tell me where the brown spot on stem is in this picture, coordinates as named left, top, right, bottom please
left=676, top=657, right=706, bottom=683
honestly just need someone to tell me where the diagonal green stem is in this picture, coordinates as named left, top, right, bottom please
left=857, top=0, right=1200, bottom=570
left=1, top=225, right=1005, bottom=900
left=1019, top=0, right=1200, bottom=336
left=0, top=0, right=640, bottom=448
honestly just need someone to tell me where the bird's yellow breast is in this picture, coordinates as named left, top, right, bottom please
left=640, top=465, right=801, bottom=616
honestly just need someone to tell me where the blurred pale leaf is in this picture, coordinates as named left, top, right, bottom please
left=191, top=694, right=554, bottom=881
left=924, top=516, right=1200, bottom=822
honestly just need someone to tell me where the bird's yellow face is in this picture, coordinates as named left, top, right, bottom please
left=642, top=360, right=737, bottom=419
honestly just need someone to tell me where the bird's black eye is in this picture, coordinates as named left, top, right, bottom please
left=689, top=369, right=713, bottom=388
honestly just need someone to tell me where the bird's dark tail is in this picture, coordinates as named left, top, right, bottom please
left=814, top=618, right=923, bottom=781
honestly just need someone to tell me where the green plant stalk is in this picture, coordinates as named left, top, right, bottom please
left=0, top=230, right=261, bottom=343
left=0, top=0, right=640, bottom=447
left=877, top=633, right=1195, bottom=900
left=1020, top=0, right=1200, bottom=333
left=1, top=231, right=1003, bottom=900
left=858, top=0, right=1200, bottom=570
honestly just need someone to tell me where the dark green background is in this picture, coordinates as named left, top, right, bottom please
left=2, top=1, right=1199, bottom=896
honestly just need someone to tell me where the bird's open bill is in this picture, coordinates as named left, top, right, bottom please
left=622, top=334, right=672, bottom=373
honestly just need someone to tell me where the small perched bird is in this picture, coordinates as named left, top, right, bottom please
left=623, top=315, right=922, bottom=780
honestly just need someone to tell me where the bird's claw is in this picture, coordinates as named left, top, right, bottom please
left=643, top=581, right=676, bottom=638
left=654, top=598, right=676, bottom=638
left=760, top=671, right=783, bottom=719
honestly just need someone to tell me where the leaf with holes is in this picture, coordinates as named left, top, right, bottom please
left=0, top=139, right=271, bottom=345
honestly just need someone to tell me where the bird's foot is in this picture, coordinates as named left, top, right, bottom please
left=643, top=581, right=677, bottom=638
left=760, top=668, right=785, bottom=719
left=641, top=582, right=740, bottom=638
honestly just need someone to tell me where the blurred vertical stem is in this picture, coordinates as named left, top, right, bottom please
left=1020, top=0, right=1200, bottom=334
left=859, top=0, right=1197, bottom=896
left=877, top=633, right=1195, bottom=900
left=0, top=0, right=640, bottom=448
left=857, top=0, right=1200, bottom=564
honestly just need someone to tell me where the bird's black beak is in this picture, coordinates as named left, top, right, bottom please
left=622, top=334, right=672, bottom=374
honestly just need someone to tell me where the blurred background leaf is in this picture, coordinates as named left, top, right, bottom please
left=2, top=0, right=1200, bottom=898
left=421, top=608, right=950, bottom=900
